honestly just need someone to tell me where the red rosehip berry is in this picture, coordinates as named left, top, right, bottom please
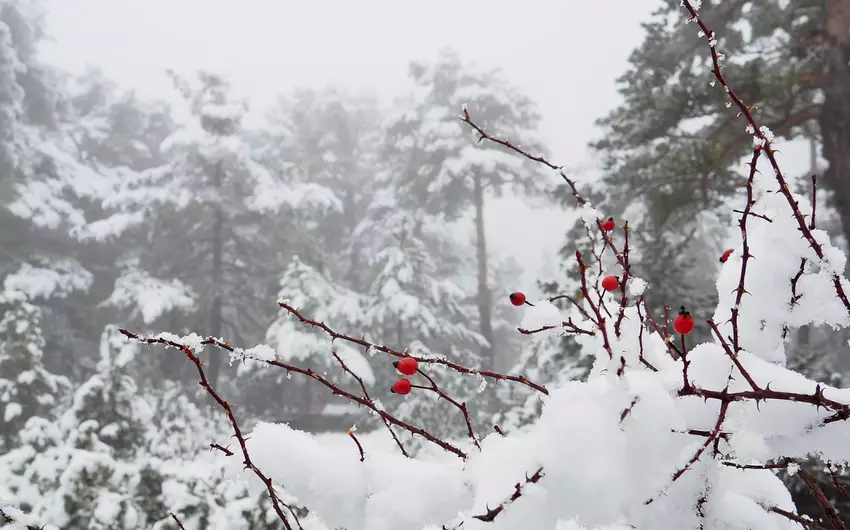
left=510, top=292, right=529, bottom=306
left=391, top=378, right=412, bottom=395
left=719, top=248, right=734, bottom=263
left=397, top=357, right=418, bottom=376
left=601, top=275, right=619, bottom=292
left=673, top=306, right=695, bottom=335
left=600, top=217, right=616, bottom=231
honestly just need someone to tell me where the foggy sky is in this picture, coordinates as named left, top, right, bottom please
left=42, top=0, right=661, bottom=295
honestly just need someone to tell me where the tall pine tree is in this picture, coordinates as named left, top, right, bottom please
left=383, top=49, right=549, bottom=367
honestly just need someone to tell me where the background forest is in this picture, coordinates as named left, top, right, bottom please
left=3, top=0, right=850, bottom=528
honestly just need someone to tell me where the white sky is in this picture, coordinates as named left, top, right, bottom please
left=41, top=0, right=661, bottom=296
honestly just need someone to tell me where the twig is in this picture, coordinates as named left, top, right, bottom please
left=471, top=467, right=545, bottom=522
left=811, top=174, right=818, bottom=229
left=0, top=506, right=42, bottom=530
left=278, top=302, right=548, bottom=395
left=707, top=319, right=760, bottom=391
left=828, top=464, right=850, bottom=505
left=575, top=250, right=614, bottom=359
left=118, top=329, right=296, bottom=530
left=414, top=367, right=481, bottom=450
left=461, top=107, right=587, bottom=206
left=518, top=318, right=594, bottom=336
left=332, top=351, right=408, bottom=457
left=614, top=221, right=633, bottom=338
left=641, top=297, right=682, bottom=360
left=770, top=506, right=829, bottom=530
left=126, top=331, right=466, bottom=459
left=730, top=146, right=761, bottom=354
left=681, top=0, right=850, bottom=317
left=171, top=513, right=187, bottom=530
left=210, top=442, right=234, bottom=456
left=646, top=399, right=730, bottom=505
left=347, top=427, right=365, bottom=462
left=634, top=300, right=658, bottom=372
left=797, top=466, right=847, bottom=530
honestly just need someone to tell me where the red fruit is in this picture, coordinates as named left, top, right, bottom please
left=719, top=248, right=734, bottom=263
left=600, top=217, right=616, bottom=231
left=509, top=292, right=526, bottom=306
left=601, top=275, right=619, bottom=292
left=397, top=357, right=418, bottom=376
left=391, top=378, right=412, bottom=395
left=673, top=306, right=695, bottom=335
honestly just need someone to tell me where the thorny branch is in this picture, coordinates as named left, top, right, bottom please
left=278, top=301, right=548, bottom=395
left=0, top=506, right=42, bottom=530
left=460, top=3, right=850, bottom=523
left=645, top=400, right=731, bottom=506
left=729, top=146, right=762, bottom=354
left=681, top=0, right=850, bottom=317
left=332, top=351, right=408, bottom=457
left=170, top=513, right=188, bottom=530
left=347, top=427, right=365, bottom=462
left=416, top=368, right=481, bottom=449
left=123, top=331, right=469, bottom=459
left=74, top=5, right=850, bottom=529
left=471, top=467, right=545, bottom=522
left=118, top=329, right=299, bottom=530
left=574, top=250, right=614, bottom=360
left=614, top=221, right=633, bottom=338
left=798, top=466, right=847, bottom=530
left=461, top=107, right=587, bottom=206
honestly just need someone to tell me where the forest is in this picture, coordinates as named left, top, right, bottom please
left=4, top=0, right=850, bottom=529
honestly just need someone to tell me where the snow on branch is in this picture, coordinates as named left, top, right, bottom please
left=0, top=505, right=47, bottom=530
left=116, top=329, right=301, bottom=530
left=276, top=299, right=549, bottom=395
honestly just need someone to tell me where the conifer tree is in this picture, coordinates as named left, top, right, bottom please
left=0, top=288, right=69, bottom=451
left=383, top=49, right=549, bottom=367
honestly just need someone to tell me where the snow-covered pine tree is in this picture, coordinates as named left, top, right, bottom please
left=382, top=49, right=549, bottom=368
left=79, top=71, right=310, bottom=389
left=356, top=203, right=488, bottom=442
left=0, top=325, right=162, bottom=529
left=0, top=3, right=135, bottom=384
left=256, top=88, right=381, bottom=293
left=0, top=287, right=69, bottom=451
left=252, top=256, right=373, bottom=431
left=241, top=88, right=384, bottom=426
left=63, top=325, right=148, bottom=458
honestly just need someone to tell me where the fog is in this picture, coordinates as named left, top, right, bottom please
left=43, top=0, right=658, bottom=291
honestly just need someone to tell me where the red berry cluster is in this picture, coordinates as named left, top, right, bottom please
left=507, top=217, right=698, bottom=340
left=390, top=357, right=419, bottom=395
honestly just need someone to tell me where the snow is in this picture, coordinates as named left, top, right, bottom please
left=628, top=277, right=648, bottom=296
left=104, top=268, right=196, bottom=325
left=333, top=343, right=377, bottom=385
left=210, top=130, right=850, bottom=530
left=4, top=402, right=21, bottom=421
left=520, top=301, right=563, bottom=332
left=5, top=3, right=850, bottom=528
left=2, top=260, right=93, bottom=299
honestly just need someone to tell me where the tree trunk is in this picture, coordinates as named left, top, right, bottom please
left=821, top=0, right=850, bottom=270
left=208, top=162, right=225, bottom=387
left=473, top=174, right=494, bottom=367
